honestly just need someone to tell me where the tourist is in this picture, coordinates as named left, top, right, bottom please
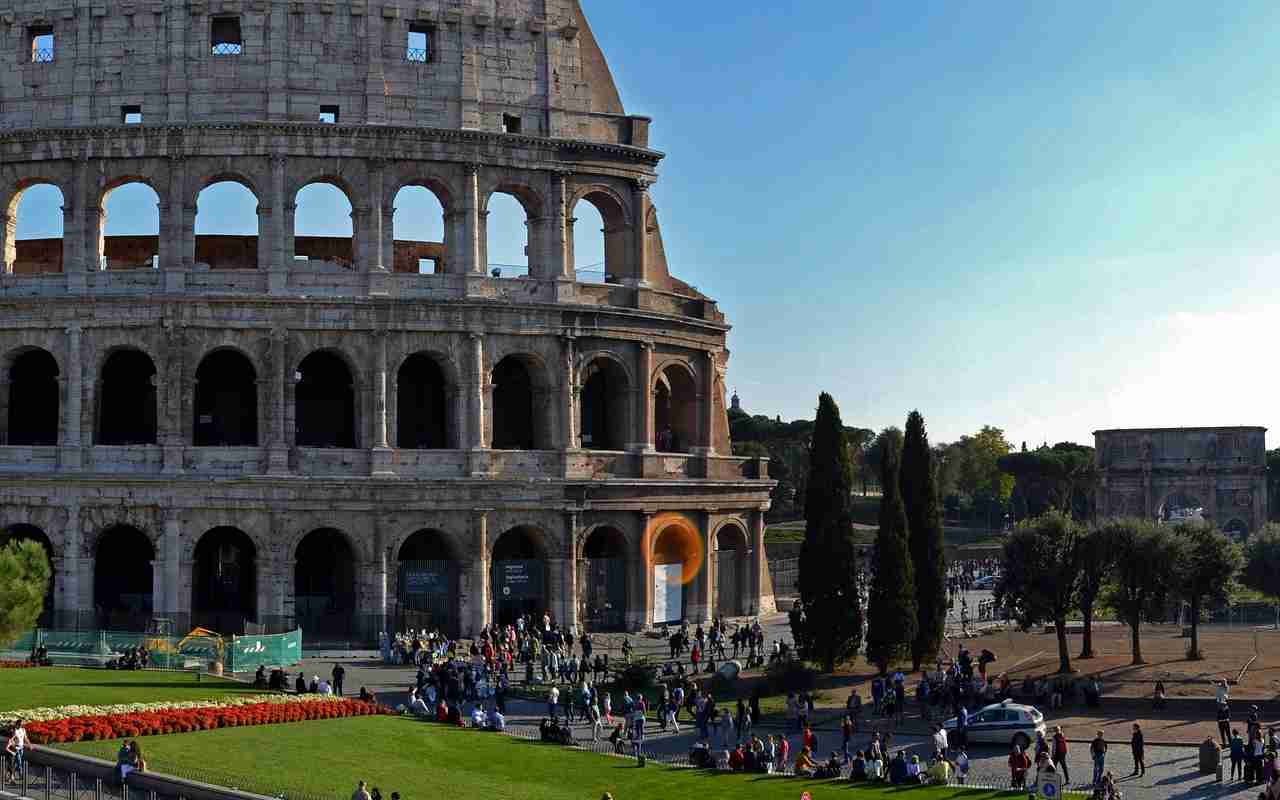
left=932, top=723, right=948, bottom=758
left=841, top=715, right=855, bottom=761
left=1130, top=723, right=1146, bottom=777
left=1090, top=730, right=1108, bottom=787
left=548, top=684, right=560, bottom=722
left=310, top=675, right=320, bottom=694
left=849, top=750, right=867, bottom=781
left=295, top=672, right=307, bottom=693
left=317, top=678, right=333, bottom=695
left=1008, top=744, right=1031, bottom=790
left=1220, top=702, right=1234, bottom=747
left=866, top=749, right=884, bottom=781
left=351, top=782, right=372, bottom=800
left=1153, top=680, right=1167, bottom=710
left=794, top=745, right=817, bottom=778
left=728, top=744, right=745, bottom=771
left=954, top=746, right=969, bottom=785
left=927, top=754, right=951, bottom=784
left=1232, top=729, right=1247, bottom=781
left=4, top=718, right=26, bottom=783
left=887, top=751, right=909, bottom=784
left=718, top=707, right=735, bottom=749
left=1052, top=725, right=1070, bottom=783
left=486, top=705, right=505, bottom=732
left=331, top=663, right=345, bottom=697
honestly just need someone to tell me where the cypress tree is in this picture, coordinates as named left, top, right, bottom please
left=797, top=393, right=865, bottom=671
left=902, top=410, right=947, bottom=671
left=865, top=436, right=917, bottom=674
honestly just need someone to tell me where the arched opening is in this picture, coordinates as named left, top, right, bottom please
left=4, top=348, right=59, bottom=446
left=491, top=355, right=536, bottom=450
left=491, top=526, right=549, bottom=628
left=651, top=520, right=701, bottom=625
left=714, top=525, right=748, bottom=619
left=194, top=350, right=258, bottom=446
left=396, top=529, right=459, bottom=636
left=97, top=349, right=158, bottom=445
left=397, top=353, right=449, bottom=449
left=1157, top=491, right=1203, bottom=524
left=485, top=192, right=529, bottom=278
left=102, top=182, right=160, bottom=270
left=294, top=528, right=357, bottom=640
left=654, top=365, right=697, bottom=453
left=572, top=192, right=628, bottom=283
left=93, top=525, right=154, bottom=629
left=294, top=182, right=354, bottom=269
left=0, top=524, right=55, bottom=626
left=392, top=185, right=447, bottom=274
left=1224, top=519, right=1249, bottom=543
left=195, top=180, right=259, bottom=269
left=11, top=183, right=65, bottom=274
left=580, top=526, right=627, bottom=632
left=191, top=527, right=257, bottom=634
left=295, top=351, right=356, bottom=448
left=579, top=356, right=629, bottom=451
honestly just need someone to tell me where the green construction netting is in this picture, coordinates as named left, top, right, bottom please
left=12, top=629, right=221, bottom=669
left=225, top=629, right=303, bottom=673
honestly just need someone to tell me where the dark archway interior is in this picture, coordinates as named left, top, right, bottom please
left=194, top=350, right=258, bottom=446
left=397, top=354, right=448, bottom=449
left=396, top=529, right=458, bottom=634
left=296, top=351, right=355, bottom=448
left=8, top=349, right=59, bottom=446
left=654, top=367, right=697, bottom=453
left=491, top=356, right=534, bottom=450
left=491, top=526, right=548, bottom=626
left=583, top=527, right=626, bottom=559
left=294, top=528, right=355, bottom=617
left=398, top=529, right=456, bottom=561
left=580, top=358, right=628, bottom=451
left=98, top=349, right=157, bottom=445
left=714, top=525, right=747, bottom=618
left=192, top=527, right=257, bottom=631
left=581, top=526, right=627, bottom=632
left=93, top=525, right=154, bottom=624
left=715, top=527, right=746, bottom=552
left=1, top=524, right=55, bottom=623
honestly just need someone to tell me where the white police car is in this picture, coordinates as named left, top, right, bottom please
left=943, top=700, right=1046, bottom=748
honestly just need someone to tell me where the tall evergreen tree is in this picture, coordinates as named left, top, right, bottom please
left=902, top=411, right=946, bottom=671
left=796, top=393, right=865, bottom=671
left=865, top=436, right=917, bottom=673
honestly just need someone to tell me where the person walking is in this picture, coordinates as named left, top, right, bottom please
left=1130, top=723, right=1145, bottom=778
left=1052, top=725, right=1071, bottom=784
left=4, top=718, right=27, bottom=783
left=1219, top=702, right=1233, bottom=747
left=1230, top=728, right=1245, bottom=781
left=331, top=663, right=345, bottom=697
left=1008, top=745, right=1031, bottom=790
left=1090, top=730, right=1108, bottom=787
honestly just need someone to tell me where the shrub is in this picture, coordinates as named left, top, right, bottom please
left=610, top=658, right=659, bottom=692
left=764, top=660, right=818, bottom=695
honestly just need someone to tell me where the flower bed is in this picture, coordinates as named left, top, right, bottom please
left=2, top=692, right=339, bottom=726
left=0, top=660, right=39, bottom=669
left=26, top=698, right=393, bottom=744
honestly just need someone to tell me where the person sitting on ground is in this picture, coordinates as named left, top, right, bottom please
left=406, top=689, right=428, bottom=717
left=927, top=754, right=952, bottom=784
left=434, top=699, right=449, bottom=723
left=254, top=665, right=267, bottom=688
left=469, top=704, right=485, bottom=728
left=849, top=750, right=868, bottom=781
left=689, top=739, right=712, bottom=769
left=486, top=705, right=505, bottom=732
left=888, top=751, right=909, bottom=784
left=317, top=678, right=333, bottom=695
left=794, top=746, right=817, bottom=777
left=608, top=723, right=626, bottom=754
left=954, top=746, right=970, bottom=785
left=906, top=754, right=924, bottom=783
left=817, top=751, right=843, bottom=779
left=351, top=781, right=372, bottom=800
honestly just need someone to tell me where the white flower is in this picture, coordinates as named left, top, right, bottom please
left=0, top=693, right=343, bottom=726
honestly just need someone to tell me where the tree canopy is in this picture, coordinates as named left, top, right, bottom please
left=865, top=437, right=917, bottom=673
left=0, top=538, right=51, bottom=648
left=994, top=511, right=1082, bottom=673
left=1171, top=522, right=1240, bottom=660
left=902, top=410, right=946, bottom=671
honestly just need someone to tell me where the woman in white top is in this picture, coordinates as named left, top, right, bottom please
left=5, top=719, right=27, bottom=781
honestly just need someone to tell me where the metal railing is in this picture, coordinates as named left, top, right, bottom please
left=210, top=43, right=242, bottom=56
left=31, top=48, right=54, bottom=63
left=767, top=557, right=799, bottom=598
left=405, top=48, right=428, bottom=63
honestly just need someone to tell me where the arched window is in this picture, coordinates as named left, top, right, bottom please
left=579, top=357, right=629, bottom=451
left=571, top=192, right=628, bottom=283
left=392, top=185, right=446, bottom=274
left=94, top=525, right=154, bottom=628
left=97, top=349, right=158, bottom=445
left=714, top=525, right=748, bottom=618
left=196, top=181, right=260, bottom=269
left=194, top=350, right=258, bottom=446
left=192, top=527, right=257, bottom=633
left=294, top=528, right=356, bottom=638
left=651, top=519, right=701, bottom=625
left=295, top=351, right=356, bottom=448
left=491, top=526, right=549, bottom=627
left=484, top=192, right=528, bottom=278
left=10, top=183, right=64, bottom=274
left=4, top=348, right=59, bottom=446
left=491, top=356, right=534, bottom=450
left=102, top=182, right=160, bottom=270
left=396, top=529, right=459, bottom=635
left=581, top=526, right=627, bottom=632
left=294, top=183, right=354, bottom=269
left=0, top=524, right=55, bottom=624
left=654, top=365, right=697, bottom=454
left=397, top=353, right=449, bottom=449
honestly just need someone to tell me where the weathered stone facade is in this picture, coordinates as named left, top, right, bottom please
left=0, top=0, right=774, bottom=643
left=1094, top=427, right=1266, bottom=538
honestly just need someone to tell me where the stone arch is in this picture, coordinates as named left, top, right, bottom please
left=195, top=175, right=261, bottom=269
left=5, top=179, right=67, bottom=274
left=1, top=346, right=60, bottom=446
left=490, top=352, right=553, bottom=450
left=193, top=347, right=259, bottom=446
left=293, top=178, right=356, bottom=269
left=491, top=524, right=553, bottom=627
left=93, top=524, right=155, bottom=628
left=648, top=515, right=704, bottom=625
left=295, top=348, right=358, bottom=448
left=580, top=525, right=629, bottom=631
left=653, top=360, right=698, bottom=454
left=191, top=526, right=258, bottom=633
left=578, top=352, right=631, bottom=451
left=481, top=181, right=544, bottom=278
left=0, top=523, right=56, bottom=624
left=395, top=528, right=462, bottom=635
left=712, top=520, right=749, bottom=619
left=96, top=346, right=159, bottom=445
left=569, top=184, right=631, bottom=283
left=294, top=527, right=359, bottom=637
left=99, top=177, right=162, bottom=270
left=390, top=179, right=450, bottom=275
left=396, top=351, right=453, bottom=449
left=1156, top=488, right=1204, bottom=523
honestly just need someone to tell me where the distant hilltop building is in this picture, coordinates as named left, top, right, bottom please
left=1094, top=426, right=1266, bottom=539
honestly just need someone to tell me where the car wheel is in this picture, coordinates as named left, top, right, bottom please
left=1012, top=731, right=1030, bottom=750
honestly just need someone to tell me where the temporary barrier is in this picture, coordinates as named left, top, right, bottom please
left=225, top=629, right=303, bottom=673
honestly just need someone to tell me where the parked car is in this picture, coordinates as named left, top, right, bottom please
left=973, top=575, right=998, bottom=590
left=943, top=700, right=1046, bottom=748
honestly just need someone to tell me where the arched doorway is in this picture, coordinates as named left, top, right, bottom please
left=93, top=526, right=154, bottom=629
left=1157, top=491, right=1203, bottom=524
left=193, top=350, right=258, bottom=446
left=491, top=356, right=535, bottom=450
left=651, top=519, right=703, bottom=625
left=97, top=349, right=158, bottom=445
left=295, top=351, right=356, bottom=448
left=491, top=526, right=549, bottom=627
left=397, top=354, right=449, bottom=449
left=396, top=529, right=459, bottom=636
left=294, top=528, right=357, bottom=641
left=5, top=348, right=59, bottom=446
left=714, top=525, right=748, bottom=619
left=191, top=527, right=257, bottom=634
left=0, top=524, right=55, bottom=626
left=579, top=357, right=629, bottom=451
left=654, top=365, right=697, bottom=453
left=580, top=527, right=627, bottom=632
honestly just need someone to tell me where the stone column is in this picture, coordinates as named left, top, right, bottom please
left=631, top=179, right=650, bottom=285
left=466, top=334, right=488, bottom=476
left=461, top=164, right=483, bottom=276
left=562, top=335, right=577, bottom=450
left=547, top=172, right=571, bottom=280
left=162, top=508, right=182, bottom=619
left=161, top=327, right=185, bottom=474
left=630, top=342, right=654, bottom=452
left=561, top=511, right=580, bottom=632
left=638, top=511, right=654, bottom=629
left=465, top=510, right=491, bottom=636
left=269, top=154, right=289, bottom=294
left=750, top=508, right=771, bottom=615
left=162, top=155, right=187, bottom=291
left=61, top=323, right=83, bottom=470
left=366, top=159, right=385, bottom=273
left=66, top=154, right=89, bottom=280
left=694, top=512, right=713, bottom=624
left=371, top=331, right=394, bottom=476
left=0, top=213, right=15, bottom=273
left=373, top=519, right=388, bottom=636
left=696, top=350, right=717, bottom=454
left=61, top=501, right=82, bottom=623
left=267, top=327, right=290, bottom=473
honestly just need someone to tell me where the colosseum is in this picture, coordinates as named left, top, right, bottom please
left=0, top=0, right=775, bottom=645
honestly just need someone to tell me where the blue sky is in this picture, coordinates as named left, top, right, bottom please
left=16, top=1, right=1280, bottom=447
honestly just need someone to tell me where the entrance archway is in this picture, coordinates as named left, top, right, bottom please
left=579, top=357, right=629, bottom=451
left=295, top=351, right=356, bottom=448
left=580, top=526, right=627, bottom=632
left=714, top=525, right=748, bottom=619
left=654, top=365, right=697, bottom=453
left=1157, top=491, right=1203, bottom=524
left=93, top=525, right=154, bottom=629
left=650, top=519, right=703, bottom=625
left=294, top=528, right=357, bottom=639
left=97, top=349, right=158, bottom=445
left=191, top=527, right=257, bottom=634
left=5, top=348, right=59, bottom=446
left=193, top=350, right=258, bottom=446
left=491, top=526, right=549, bottom=627
left=397, top=354, right=450, bottom=449
left=491, top=356, right=535, bottom=450
left=0, top=524, right=55, bottom=625
left=396, top=529, right=459, bottom=635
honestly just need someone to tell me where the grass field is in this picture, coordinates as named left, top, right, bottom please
left=0, top=667, right=268, bottom=712
left=60, top=716, right=1011, bottom=800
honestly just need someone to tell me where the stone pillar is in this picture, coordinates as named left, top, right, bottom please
left=67, top=154, right=89, bottom=278
left=465, top=510, right=491, bottom=636
left=638, top=511, right=654, bottom=629
left=0, top=213, right=15, bottom=273
left=61, top=502, right=82, bottom=621
left=162, top=155, right=187, bottom=291
left=161, top=327, right=185, bottom=474
left=631, top=342, right=654, bottom=452
left=162, top=508, right=182, bottom=619
left=267, top=327, right=289, bottom=473
left=467, top=333, right=487, bottom=458
left=461, top=165, right=483, bottom=275
left=750, top=508, right=772, bottom=615
left=256, top=204, right=274, bottom=271
left=631, top=180, right=650, bottom=285
left=366, top=159, right=385, bottom=273
left=694, top=512, right=713, bottom=624
left=562, top=336, right=577, bottom=450
left=373, top=520, right=388, bottom=636
left=269, top=154, right=289, bottom=294
left=561, top=511, right=580, bottom=633
left=61, top=323, right=83, bottom=470
left=697, top=350, right=717, bottom=454
left=87, top=206, right=105, bottom=272
left=371, top=331, right=394, bottom=476
left=548, top=172, right=571, bottom=280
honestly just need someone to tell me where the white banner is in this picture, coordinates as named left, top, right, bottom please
left=653, top=563, right=683, bottom=623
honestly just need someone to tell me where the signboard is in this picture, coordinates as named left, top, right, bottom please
left=653, top=563, right=683, bottom=623
left=403, top=570, right=448, bottom=595
left=1033, top=771, right=1063, bottom=800
left=496, top=560, right=542, bottom=597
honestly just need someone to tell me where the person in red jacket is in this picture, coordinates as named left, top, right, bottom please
left=1009, top=745, right=1032, bottom=789
left=1052, top=725, right=1071, bottom=784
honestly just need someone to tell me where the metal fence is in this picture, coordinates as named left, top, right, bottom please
left=767, top=557, right=799, bottom=599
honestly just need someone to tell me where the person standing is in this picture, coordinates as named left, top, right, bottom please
left=331, top=663, right=346, bottom=697
left=1130, top=723, right=1145, bottom=777
left=1052, top=725, right=1071, bottom=784
left=1090, top=730, right=1108, bottom=787
left=1008, top=745, right=1031, bottom=790
left=1230, top=728, right=1245, bottom=781
left=1218, top=703, right=1233, bottom=747
left=351, top=782, right=372, bottom=800
left=5, top=718, right=27, bottom=783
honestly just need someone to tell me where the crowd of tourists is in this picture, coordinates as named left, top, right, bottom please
left=947, top=559, right=999, bottom=594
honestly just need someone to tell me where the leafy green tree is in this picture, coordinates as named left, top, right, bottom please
left=865, top=437, right=917, bottom=673
left=1103, top=519, right=1179, bottom=665
left=1242, top=524, right=1280, bottom=606
left=1171, top=522, right=1241, bottom=660
left=902, top=411, right=946, bottom=671
left=863, top=427, right=903, bottom=492
left=994, top=511, right=1082, bottom=673
left=999, top=444, right=1097, bottom=522
left=0, top=539, right=51, bottom=648
left=1268, top=452, right=1280, bottom=522
left=796, top=393, right=865, bottom=671
left=1074, top=526, right=1116, bottom=659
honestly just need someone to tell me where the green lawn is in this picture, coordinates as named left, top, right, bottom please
left=0, top=667, right=269, bottom=712
left=61, top=716, right=1012, bottom=800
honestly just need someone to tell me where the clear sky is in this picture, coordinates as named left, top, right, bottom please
left=15, top=1, right=1280, bottom=448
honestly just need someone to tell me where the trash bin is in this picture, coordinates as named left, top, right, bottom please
left=1199, top=738, right=1221, bottom=775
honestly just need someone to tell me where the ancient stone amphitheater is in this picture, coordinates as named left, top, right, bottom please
left=0, top=0, right=774, bottom=644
